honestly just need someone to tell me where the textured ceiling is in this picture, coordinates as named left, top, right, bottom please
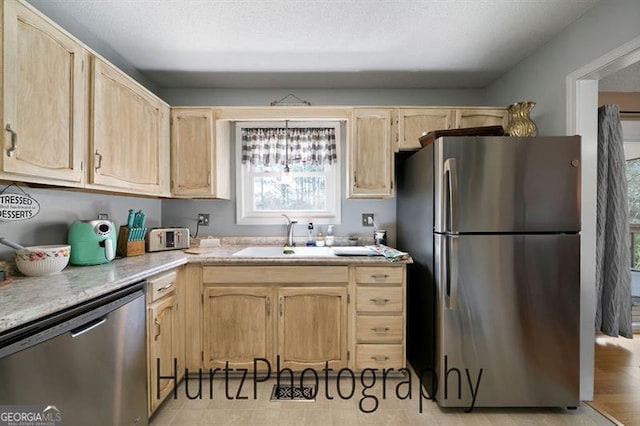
left=27, top=0, right=602, bottom=89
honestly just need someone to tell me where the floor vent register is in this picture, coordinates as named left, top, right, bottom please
left=270, top=385, right=316, bottom=402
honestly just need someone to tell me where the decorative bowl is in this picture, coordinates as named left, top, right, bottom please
left=15, top=245, right=71, bottom=277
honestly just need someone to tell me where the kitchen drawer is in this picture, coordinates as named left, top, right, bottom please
left=148, top=271, right=177, bottom=303
left=203, top=266, right=348, bottom=284
left=355, top=266, right=403, bottom=285
left=355, top=344, right=404, bottom=370
left=356, top=316, right=403, bottom=343
left=356, top=287, right=403, bottom=313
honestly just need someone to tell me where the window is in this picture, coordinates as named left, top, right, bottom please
left=235, top=121, right=341, bottom=225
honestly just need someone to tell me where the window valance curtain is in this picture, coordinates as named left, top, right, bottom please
left=241, top=128, right=337, bottom=167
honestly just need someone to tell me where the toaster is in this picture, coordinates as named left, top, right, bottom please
left=68, top=220, right=117, bottom=265
left=145, top=228, right=190, bottom=252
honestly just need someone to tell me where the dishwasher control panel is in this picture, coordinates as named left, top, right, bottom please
left=145, top=228, right=190, bottom=252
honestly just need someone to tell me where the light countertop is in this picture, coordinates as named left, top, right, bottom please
left=0, top=244, right=411, bottom=334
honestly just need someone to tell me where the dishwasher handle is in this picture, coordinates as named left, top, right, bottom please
left=70, top=317, right=107, bottom=338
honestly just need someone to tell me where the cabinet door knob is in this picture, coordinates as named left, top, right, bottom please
left=5, top=124, right=17, bottom=157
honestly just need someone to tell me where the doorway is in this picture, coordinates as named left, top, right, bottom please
left=569, top=35, right=640, bottom=424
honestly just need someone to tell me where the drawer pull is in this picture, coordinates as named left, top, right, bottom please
left=371, top=355, right=390, bottom=362
left=370, top=298, right=390, bottom=305
left=157, top=282, right=174, bottom=292
left=371, top=327, right=390, bottom=333
left=370, top=274, right=389, bottom=280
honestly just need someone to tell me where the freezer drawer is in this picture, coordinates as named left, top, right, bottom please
left=434, top=233, right=580, bottom=408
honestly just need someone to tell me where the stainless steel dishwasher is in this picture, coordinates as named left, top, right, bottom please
left=0, top=281, right=148, bottom=426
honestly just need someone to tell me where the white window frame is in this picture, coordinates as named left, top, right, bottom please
left=235, top=121, right=342, bottom=225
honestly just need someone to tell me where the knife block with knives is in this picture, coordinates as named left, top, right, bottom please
left=116, top=209, right=147, bottom=257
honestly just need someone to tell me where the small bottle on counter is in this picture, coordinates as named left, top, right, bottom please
left=316, top=231, right=325, bottom=247
left=325, top=225, right=335, bottom=246
left=306, top=222, right=316, bottom=246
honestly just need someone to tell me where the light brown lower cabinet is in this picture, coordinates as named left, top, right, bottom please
left=195, top=264, right=407, bottom=374
left=203, top=286, right=273, bottom=371
left=201, top=266, right=349, bottom=372
left=147, top=268, right=184, bottom=416
left=278, top=287, right=348, bottom=370
left=354, top=265, right=406, bottom=370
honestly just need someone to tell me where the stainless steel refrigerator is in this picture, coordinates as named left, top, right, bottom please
left=397, top=136, right=581, bottom=409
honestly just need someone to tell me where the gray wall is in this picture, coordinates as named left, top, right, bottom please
left=159, top=88, right=488, bottom=107
left=484, top=0, right=640, bottom=135
left=0, top=186, right=161, bottom=260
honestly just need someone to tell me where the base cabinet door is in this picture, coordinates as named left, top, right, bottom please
left=2, top=0, right=85, bottom=185
left=203, top=286, right=274, bottom=370
left=278, top=287, right=348, bottom=370
left=148, top=294, right=177, bottom=415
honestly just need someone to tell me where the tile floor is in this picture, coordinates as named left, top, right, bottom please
left=150, top=368, right=613, bottom=426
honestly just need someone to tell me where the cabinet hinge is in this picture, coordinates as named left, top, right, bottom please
left=201, top=351, right=204, bottom=362
left=81, top=59, right=84, bottom=72
left=170, top=117, right=173, bottom=126
left=347, top=351, right=350, bottom=361
left=201, top=294, right=204, bottom=304
left=347, top=294, right=350, bottom=304
left=80, top=161, right=83, bottom=171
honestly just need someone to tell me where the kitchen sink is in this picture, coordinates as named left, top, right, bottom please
left=232, top=246, right=336, bottom=257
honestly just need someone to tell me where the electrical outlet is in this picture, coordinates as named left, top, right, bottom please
left=197, top=213, right=210, bottom=226
left=362, top=213, right=374, bottom=227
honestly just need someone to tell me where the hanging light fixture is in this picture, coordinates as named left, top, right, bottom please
left=280, top=120, right=294, bottom=185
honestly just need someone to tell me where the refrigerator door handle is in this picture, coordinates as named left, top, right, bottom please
left=443, top=158, right=458, bottom=233
left=446, top=235, right=459, bottom=310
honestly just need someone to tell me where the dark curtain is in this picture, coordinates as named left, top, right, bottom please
left=595, top=104, right=633, bottom=338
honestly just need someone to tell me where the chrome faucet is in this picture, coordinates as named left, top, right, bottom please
left=282, top=214, right=297, bottom=246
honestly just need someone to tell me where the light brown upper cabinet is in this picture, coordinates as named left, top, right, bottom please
left=170, top=108, right=230, bottom=198
left=395, top=107, right=508, bottom=151
left=348, top=109, right=394, bottom=198
left=454, top=108, right=508, bottom=129
left=1, top=0, right=86, bottom=185
left=89, top=57, right=170, bottom=196
left=395, top=108, right=453, bottom=151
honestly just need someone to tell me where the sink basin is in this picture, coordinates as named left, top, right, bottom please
left=232, top=246, right=336, bottom=257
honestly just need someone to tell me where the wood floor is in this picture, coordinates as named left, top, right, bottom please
left=590, top=333, right=640, bottom=426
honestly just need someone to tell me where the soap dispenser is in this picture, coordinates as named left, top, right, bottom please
left=306, top=222, right=315, bottom=246
left=325, top=225, right=335, bottom=246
